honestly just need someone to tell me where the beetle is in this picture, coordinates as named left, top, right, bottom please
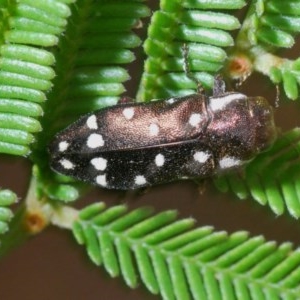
left=48, top=73, right=277, bottom=190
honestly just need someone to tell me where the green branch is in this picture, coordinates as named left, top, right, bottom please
left=138, top=0, right=245, bottom=100
left=229, top=0, right=300, bottom=100
left=73, top=202, right=300, bottom=300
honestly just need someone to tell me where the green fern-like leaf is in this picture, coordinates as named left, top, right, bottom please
left=237, top=0, right=300, bottom=49
left=0, top=189, right=17, bottom=235
left=0, top=0, right=71, bottom=156
left=73, top=202, right=300, bottom=300
left=268, top=58, right=300, bottom=100
left=137, top=0, right=246, bottom=100
left=214, top=128, right=300, bottom=218
left=232, top=0, right=300, bottom=100
left=257, top=0, right=300, bottom=100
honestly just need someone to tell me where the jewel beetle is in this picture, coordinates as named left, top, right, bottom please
left=48, top=75, right=277, bottom=190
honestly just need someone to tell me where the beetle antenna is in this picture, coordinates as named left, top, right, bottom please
left=275, top=84, right=280, bottom=108
left=212, top=74, right=226, bottom=96
left=182, top=43, right=204, bottom=94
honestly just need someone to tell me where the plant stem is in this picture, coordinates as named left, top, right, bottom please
left=250, top=46, right=284, bottom=76
left=0, top=174, right=78, bottom=258
left=0, top=176, right=47, bottom=258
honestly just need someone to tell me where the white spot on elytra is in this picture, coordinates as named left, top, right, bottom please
left=91, top=157, right=107, bottom=171
left=86, top=115, right=98, bottom=129
left=166, top=98, right=175, bottom=104
left=96, top=174, right=107, bottom=187
left=219, top=156, right=242, bottom=169
left=87, top=133, right=104, bottom=148
left=193, top=151, right=210, bottom=163
left=149, top=123, right=159, bottom=136
left=209, top=93, right=247, bottom=112
left=189, top=113, right=202, bottom=127
left=58, top=141, right=69, bottom=152
left=135, top=175, right=147, bottom=185
left=123, top=108, right=135, bottom=120
left=60, top=158, right=74, bottom=169
left=155, top=154, right=165, bottom=167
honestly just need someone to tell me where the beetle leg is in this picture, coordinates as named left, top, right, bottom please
left=213, top=74, right=226, bottom=96
left=193, top=178, right=207, bottom=195
left=182, top=43, right=205, bottom=95
left=118, top=96, right=135, bottom=104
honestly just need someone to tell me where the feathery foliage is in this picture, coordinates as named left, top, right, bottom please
left=0, top=0, right=71, bottom=156
left=74, top=202, right=300, bottom=300
left=0, top=189, right=17, bottom=235
left=0, top=0, right=300, bottom=299
left=214, top=128, right=300, bottom=218
left=138, top=0, right=245, bottom=100
left=233, top=0, right=300, bottom=100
